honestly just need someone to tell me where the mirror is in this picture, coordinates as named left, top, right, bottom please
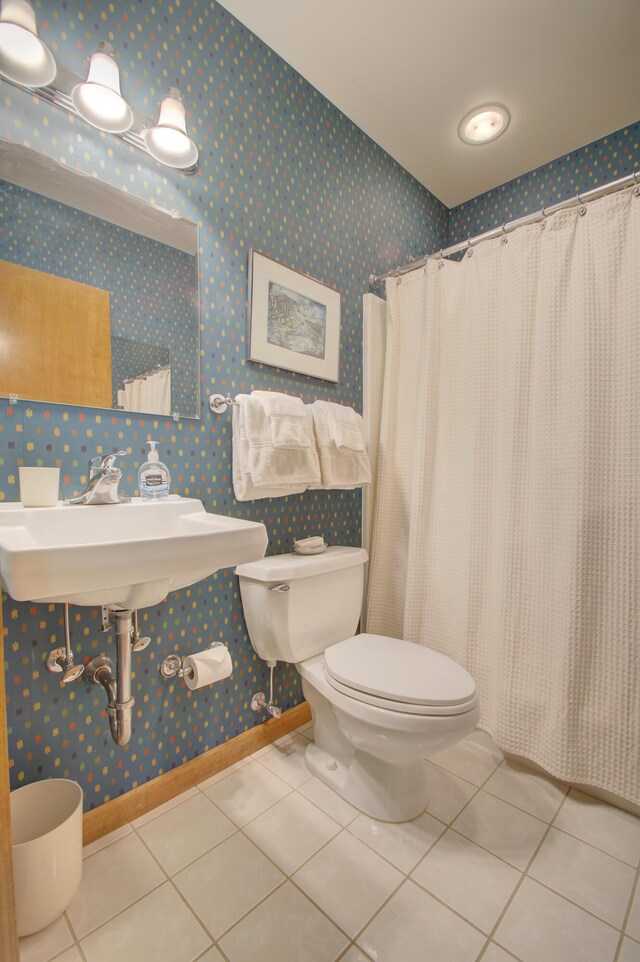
left=0, top=143, right=200, bottom=419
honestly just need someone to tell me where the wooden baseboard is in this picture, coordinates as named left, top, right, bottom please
left=83, top=701, right=311, bottom=845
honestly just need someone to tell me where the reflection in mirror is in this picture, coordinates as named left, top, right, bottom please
left=0, top=142, right=200, bottom=418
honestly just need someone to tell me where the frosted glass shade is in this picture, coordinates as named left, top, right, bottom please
left=0, top=0, right=56, bottom=87
left=143, top=88, right=198, bottom=169
left=71, top=42, right=132, bottom=134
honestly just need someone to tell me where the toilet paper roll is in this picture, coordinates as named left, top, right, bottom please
left=183, top=645, right=233, bottom=690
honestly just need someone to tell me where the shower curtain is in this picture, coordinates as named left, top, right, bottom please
left=122, top=366, right=171, bottom=415
left=367, top=188, right=640, bottom=805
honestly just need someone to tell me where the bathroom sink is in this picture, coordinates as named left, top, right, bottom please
left=0, top=496, right=268, bottom=609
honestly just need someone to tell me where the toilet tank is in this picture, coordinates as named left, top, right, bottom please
left=236, top=546, right=368, bottom=663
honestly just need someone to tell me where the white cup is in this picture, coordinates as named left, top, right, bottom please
left=19, top=467, right=60, bottom=507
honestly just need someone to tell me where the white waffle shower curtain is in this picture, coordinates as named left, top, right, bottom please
left=367, top=188, right=640, bottom=805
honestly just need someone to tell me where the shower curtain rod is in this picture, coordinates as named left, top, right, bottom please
left=368, top=169, right=640, bottom=289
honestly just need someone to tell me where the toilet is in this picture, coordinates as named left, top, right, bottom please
left=236, top=546, right=479, bottom=822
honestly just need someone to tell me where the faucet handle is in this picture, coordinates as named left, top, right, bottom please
left=89, top=451, right=126, bottom=476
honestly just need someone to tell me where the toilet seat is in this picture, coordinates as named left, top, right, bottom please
left=324, top=633, right=478, bottom=717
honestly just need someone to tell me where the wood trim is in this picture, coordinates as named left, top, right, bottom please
left=83, top=700, right=311, bottom=845
left=0, top=597, right=19, bottom=961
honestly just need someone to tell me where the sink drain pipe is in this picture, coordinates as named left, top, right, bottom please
left=85, top=609, right=135, bottom=747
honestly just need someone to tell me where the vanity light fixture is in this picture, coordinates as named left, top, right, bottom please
left=71, top=41, right=133, bottom=134
left=0, top=0, right=56, bottom=88
left=459, top=104, right=510, bottom=145
left=142, top=87, right=199, bottom=170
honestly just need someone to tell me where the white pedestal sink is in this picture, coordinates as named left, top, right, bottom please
left=0, top=496, right=268, bottom=609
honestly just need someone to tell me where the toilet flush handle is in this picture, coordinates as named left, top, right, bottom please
left=268, top=583, right=290, bottom=592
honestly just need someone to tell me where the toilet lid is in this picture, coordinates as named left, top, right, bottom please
left=324, top=634, right=476, bottom=711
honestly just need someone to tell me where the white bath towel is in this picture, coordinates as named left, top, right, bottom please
left=232, top=397, right=307, bottom=501
left=311, top=400, right=371, bottom=489
left=254, top=390, right=316, bottom=450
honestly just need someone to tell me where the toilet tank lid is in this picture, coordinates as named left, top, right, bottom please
left=236, top=545, right=368, bottom=582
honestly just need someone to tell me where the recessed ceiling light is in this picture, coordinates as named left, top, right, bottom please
left=459, top=104, right=510, bottom=145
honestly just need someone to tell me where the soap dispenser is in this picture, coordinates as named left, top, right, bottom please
left=138, top=441, right=171, bottom=500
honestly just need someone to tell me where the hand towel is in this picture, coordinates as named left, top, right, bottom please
left=244, top=392, right=320, bottom=487
left=310, top=400, right=371, bottom=489
left=254, top=390, right=316, bottom=450
left=231, top=396, right=307, bottom=501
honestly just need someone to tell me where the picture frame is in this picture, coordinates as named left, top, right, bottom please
left=247, top=249, right=341, bottom=382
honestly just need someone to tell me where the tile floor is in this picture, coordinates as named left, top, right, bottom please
left=20, top=722, right=640, bottom=962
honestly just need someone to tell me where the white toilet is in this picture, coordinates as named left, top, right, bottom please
left=236, top=546, right=479, bottom=822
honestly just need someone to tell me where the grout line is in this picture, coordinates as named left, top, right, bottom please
left=614, top=868, right=640, bottom=960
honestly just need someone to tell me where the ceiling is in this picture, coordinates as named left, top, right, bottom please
left=219, top=0, right=640, bottom=208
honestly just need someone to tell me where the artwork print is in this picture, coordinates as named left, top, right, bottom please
left=267, top=282, right=327, bottom=360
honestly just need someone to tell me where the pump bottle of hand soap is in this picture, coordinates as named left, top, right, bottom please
left=138, top=440, right=171, bottom=500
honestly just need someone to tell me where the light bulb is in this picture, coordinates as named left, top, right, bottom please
left=71, top=41, right=133, bottom=134
left=143, top=87, right=199, bottom=170
left=459, top=105, right=510, bottom=145
left=0, top=0, right=56, bottom=87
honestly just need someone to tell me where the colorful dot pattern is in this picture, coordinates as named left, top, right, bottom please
left=0, top=0, right=447, bottom=809
left=449, top=123, right=640, bottom=244
left=0, top=180, right=199, bottom=416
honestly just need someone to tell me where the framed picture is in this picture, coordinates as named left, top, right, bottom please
left=247, top=249, right=341, bottom=382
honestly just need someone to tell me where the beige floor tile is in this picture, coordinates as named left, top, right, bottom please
left=626, top=881, right=640, bottom=940
left=453, top=790, right=547, bottom=870
left=51, top=948, right=82, bottom=962
left=203, top=760, right=290, bottom=826
left=173, top=832, right=284, bottom=939
left=82, top=824, right=132, bottom=858
left=80, top=882, right=210, bottom=962
left=244, top=791, right=340, bottom=874
left=483, top=760, right=567, bottom=822
left=298, top=776, right=360, bottom=826
left=18, top=914, right=74, bottom=962
left=339, top=948, right=374, bottom=962
left=349, top=810, right=444, bottom=873
left=529, top=827, right=635, bottom=927
left=66, top=832, right=165, bottom=939
left=553, top=790, right=640, bottom=867
left=494, top=877, right=619, bottom=962
left=195, top=948, right=226, bottom=962
left=196, top=757, right=251, bottom=792
left=293, top=831, right=403, bottom=938
left=412, top=829, right=520, bottom=933
left=258, top=734, right=314, bottom=788
left=429, top=730, right=504, bottom=786
left=618, top=937, right=640, bottom=962
left=357, top=879, right=486, bottom=962
left=136, top=791, right=236, bottom=876
left=219, top=882, right=347, bottom=962
left=131, top=787, right=200, bottom=829
left=424, top=760, right=477, bottom=824
left=481, top=943, right=521, bottom=962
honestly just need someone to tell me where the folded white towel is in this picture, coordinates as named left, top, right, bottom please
left=232, top=397, right=307, bottom=501
left=254, top=390, right=316, bottom=450
left=310, top=400, right=371, bottom=489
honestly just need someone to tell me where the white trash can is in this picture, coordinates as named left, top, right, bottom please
left=11, top=778, right=83, bottom=936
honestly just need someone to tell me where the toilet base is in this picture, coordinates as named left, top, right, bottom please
left=305, top=741, right=428, bottom=823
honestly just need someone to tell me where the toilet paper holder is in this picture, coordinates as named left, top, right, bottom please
left=159, top=642, right=225, bottom=680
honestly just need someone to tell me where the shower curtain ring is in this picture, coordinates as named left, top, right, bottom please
left=501, top=223, right=508, bottom=244
left=438, top=249, right=445, bottom=268
left=577, top=192, right=587, bottom=216
left=466, top=237, right=473, bottom=258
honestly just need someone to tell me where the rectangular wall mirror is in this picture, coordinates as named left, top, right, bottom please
left=0, top=143, right=200, bottom=419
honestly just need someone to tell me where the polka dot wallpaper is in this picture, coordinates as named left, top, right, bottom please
left=0, top=1, right=448, bottom=808
left=448, top=122, right=640, bottom=244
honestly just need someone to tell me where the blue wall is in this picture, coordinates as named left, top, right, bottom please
left=0, top=1, right=447, bottom=808
left=448, top=122, right=640, bottom=244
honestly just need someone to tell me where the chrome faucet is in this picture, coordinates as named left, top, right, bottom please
left=64, top=451, right=130, bottom=506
